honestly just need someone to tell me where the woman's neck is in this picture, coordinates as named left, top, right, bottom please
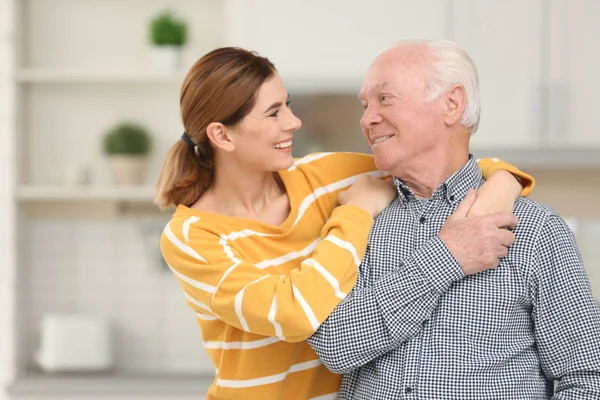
left=201, top=161, right=285, bottom=217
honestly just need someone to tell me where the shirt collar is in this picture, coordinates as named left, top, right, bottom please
left=392, top=155, right=483, bottom=207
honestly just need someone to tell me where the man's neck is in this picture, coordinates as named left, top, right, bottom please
left=391, top=149, right=470, bottom=198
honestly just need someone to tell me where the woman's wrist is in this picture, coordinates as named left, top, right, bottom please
left=491, top=170, right=522, bottom=199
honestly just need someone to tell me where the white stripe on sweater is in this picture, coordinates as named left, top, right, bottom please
left=287, top=152, right=333, bottom=171
left=196, top=312, right=218, bottom=321
left=182, top=216, right=200, bottom=242
left=234, top=275, right=270, bottom=332
left=164, top=222, right=206, bottom=262
left=204, top=336, right=280, bottom=350
left=292, top=170, right=387, bottom=228
left=325, top=235, right=361, bottom=269
left=292, top=285, right=320, bottom=331
left=303, top=258, right=347, bottom=299
left=168, top=263, right=216, bottom=293
left=217, top=359, right=322, bottom=388
left=310, top=394, right=338, bottom=400
left=255, top=239, right=320, bottom=269
left=226, top=228, right=275, bottom=241
left=184, top=292, right=215, bottom=315
left=268, top=295, right=284, bottom=338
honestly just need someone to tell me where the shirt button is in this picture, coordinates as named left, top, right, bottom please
left=419, top=216, right=427, bottom=224
left=449, top=195, right=455, bottom=201
left=404, top=386, right=413, bottom=394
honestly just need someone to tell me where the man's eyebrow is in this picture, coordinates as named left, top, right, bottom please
left=358, top=82, right=392, bottom=101
left=263, top=95, right=290, bottom=114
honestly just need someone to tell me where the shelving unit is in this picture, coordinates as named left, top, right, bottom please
left=17, top=185, right=156, bottom=202
left=16, top=69, right=185, bottom=84
left=11, top=0, right=225, bottom=199
left=4, top=0, right=226, bottom=386
left=472, top=146, right=600, bottom=169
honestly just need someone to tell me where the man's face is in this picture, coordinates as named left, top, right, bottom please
left=359, top=50, right=446, bottom=174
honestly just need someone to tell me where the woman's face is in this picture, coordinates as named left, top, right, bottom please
left=228, top=73, right=302, bottom=172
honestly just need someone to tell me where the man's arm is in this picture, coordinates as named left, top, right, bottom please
left=308, top=189, right=518, bottom=374
left=530, top=215, right=600, bottom=399
left=307, top=236, right=463, bottom=374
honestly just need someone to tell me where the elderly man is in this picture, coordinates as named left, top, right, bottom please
left=307, top=40, right=600, bottom=399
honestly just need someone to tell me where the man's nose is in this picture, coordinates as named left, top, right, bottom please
left=360, top=105, right=382, bottom=128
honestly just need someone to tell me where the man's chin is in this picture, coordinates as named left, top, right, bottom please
left=373, top=155, right=392, bottom=172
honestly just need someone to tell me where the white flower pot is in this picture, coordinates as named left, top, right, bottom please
left=150, top=46, right=183, bottom=73
left=109, top=155, right=147, bottom=185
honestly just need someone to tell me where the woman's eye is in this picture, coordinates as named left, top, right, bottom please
left=270, top=110, right=280, bottom=118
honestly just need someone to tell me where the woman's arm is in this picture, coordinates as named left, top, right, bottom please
left=472, top=158, right=536, bottom=217
left=469, top=170, right=522, bottom=217
left=161, top=204, right=374, bottom=343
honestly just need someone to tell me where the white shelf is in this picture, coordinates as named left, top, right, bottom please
left=15, top=69, right=363, bottom=93
left=281, top=73, right=361, bottom=94
left=8, top=373, right=213, bottom=397
left=15, top=146, right=600, bottom=203
left=472, top=146, right=600, bottom=168
left=16, top=69, right=185, bottom=84
left=17, top=185, right=156, bottom=201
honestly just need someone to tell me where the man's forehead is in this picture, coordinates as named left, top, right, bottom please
left=359, top=81, right=394, bottom=100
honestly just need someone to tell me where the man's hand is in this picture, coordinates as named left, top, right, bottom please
left=439, top=189, right=518, bottom=275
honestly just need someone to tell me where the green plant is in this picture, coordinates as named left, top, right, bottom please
left=102, top=123, right=152, bottom=155
left=149, top=10, right=187, bottom=47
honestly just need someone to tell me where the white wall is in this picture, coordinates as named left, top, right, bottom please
left=21, top=218, right=214, bottom=375
left=0, top=0, right=16, bottom=397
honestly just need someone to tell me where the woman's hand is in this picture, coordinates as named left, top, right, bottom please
left=468, top=170, right=523, bottom=218
left=339, top=175, right=397, bottom=218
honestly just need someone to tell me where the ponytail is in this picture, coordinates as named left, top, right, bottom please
left=154, top=140, right=213, bottom=209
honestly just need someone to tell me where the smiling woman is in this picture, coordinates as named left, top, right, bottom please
left=154, top=47, right=535, bottom=400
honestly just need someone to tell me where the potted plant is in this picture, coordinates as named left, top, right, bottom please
left=102, top=122, right=152, bottom=185
left=148, top=9, right=188, bottom=72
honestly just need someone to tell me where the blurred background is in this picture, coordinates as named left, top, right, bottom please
left=0, top=0, right=599, bottom=399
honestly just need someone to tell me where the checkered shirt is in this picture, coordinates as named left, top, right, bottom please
left=308, top=156, right=600, bottom=399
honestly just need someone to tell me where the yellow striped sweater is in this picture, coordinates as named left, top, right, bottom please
left=160, top=153, right=534, bottom=400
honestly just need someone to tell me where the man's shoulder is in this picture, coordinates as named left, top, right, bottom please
left=512, top=197, right=565, bottom=235
left=514, top=197, right=557, bottom=218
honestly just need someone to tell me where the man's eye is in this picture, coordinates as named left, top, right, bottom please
left=362, top=103, right=368, bottom=110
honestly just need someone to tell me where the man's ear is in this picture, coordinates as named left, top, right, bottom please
left=206, top=122, right=234, bottom=152
left=444, top=84, right=467, bottom=126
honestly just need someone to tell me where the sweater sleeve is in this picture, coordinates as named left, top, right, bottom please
left=302, top=154, right=534, bottom=196
left=477, top=157, right=535, bottom=196
left=161, top=205, right=374, bottom=343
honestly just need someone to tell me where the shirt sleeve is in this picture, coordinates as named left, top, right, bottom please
left=307, top=236, right=464, bottom=374
left=528, top=215, right=600, bottom=398
left=477, top=157, right=535, bottom=196
left=162, top=205, right=374, bottom=343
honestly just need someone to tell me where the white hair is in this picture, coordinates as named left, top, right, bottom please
left=381, top=40, right=481, bottom=133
